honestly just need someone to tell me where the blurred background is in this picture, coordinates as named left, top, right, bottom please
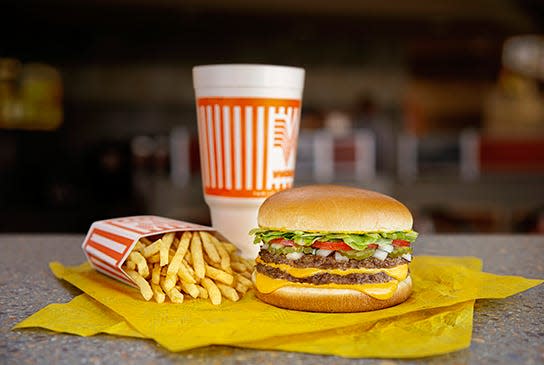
left=1, top=0, right=544, bottom=234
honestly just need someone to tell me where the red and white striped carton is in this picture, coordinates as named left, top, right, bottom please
left=81, top=215, right=217, bottom=287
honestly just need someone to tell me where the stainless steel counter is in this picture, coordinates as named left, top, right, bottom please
left=1, top=234, right=543, bottom=364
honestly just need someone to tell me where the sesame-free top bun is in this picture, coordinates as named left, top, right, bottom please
left=258, top=185, right=413, bottom=232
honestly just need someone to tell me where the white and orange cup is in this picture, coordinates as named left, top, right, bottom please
left=193, top=64, right=305, bottom=258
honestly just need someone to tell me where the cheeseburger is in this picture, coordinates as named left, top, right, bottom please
left=250, top=185, right=417, bottom=312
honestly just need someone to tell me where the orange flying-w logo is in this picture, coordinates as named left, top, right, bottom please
left=273, top=107, right=300, bottom=165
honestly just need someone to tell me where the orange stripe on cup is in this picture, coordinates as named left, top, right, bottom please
left=196, top=97, right=301, bottom=198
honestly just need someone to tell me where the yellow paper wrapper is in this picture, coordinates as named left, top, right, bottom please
left=14, top=256, right=543, bottom=358
left=16, top=294, right=144, bottom=338
left=16, top=293, right=476, bottom=358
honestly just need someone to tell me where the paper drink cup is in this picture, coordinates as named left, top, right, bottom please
left=193, top=64, right=305, bottom=258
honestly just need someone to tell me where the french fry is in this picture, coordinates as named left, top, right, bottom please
left=163, top=273, right=177, bottom=292
left=151, top=264, right=161, bottom=285
left=121, top=230, right=252, bottom=304
left=180, top=281, right=200, bottom=298
left=128, top=251, right=149, bottom=278
left=133, top=240, right=146, bottom=252
left=231, top=256, right=253, bottom=269
left=126, top=270, right=153, bottom=301
left=216, top=282, right=240, bottom=302
left=142, top=239, right=162, bottom=258
left=199, top=231, right=221, bottom=264
left=125, top=260, right=136, bottom=271
left=177, top=264, right=196, bottom=284
left=139, top=237, right=152, bottom=245
left=238, top=258, right=255, bottom=272
left=205, top=264, right=234, bottom=285
left=159, top=276, right=167, bottom=290
left=159, top=233, right=175, bottom=266
left=191, top=233, right=206, bottom=279
left=163, top=233, right=192, bottom=292
left=184, top=251, right=192, bottom=265
left=182, top=260, right=195, bottom=277
left=235, top=273, right=253, bottom=289
left=222, top=241, right=237, bottom=254
left=235, top=280, right=249, bottom=295
left=167, top=231, right=192, bottom=276
left=171, top=237, right=179, bottom=251
left=201, top=277, right=221, bottom=305
left=196, top=284, right=208, bottom=299
left=230, top=262, right=247, bottom=273
left=151, top=283, right=165, bottom=303
left=166, top=287, right=184, bottom=304
left=212, top=238, right=232, bottom=273
left=147, top=253, right=160, bottom=264
left=207, top=259, right=222, bottom=271
left=149, top=250, right=175, bottom=264
left=243, top=259, right=255, bottom=270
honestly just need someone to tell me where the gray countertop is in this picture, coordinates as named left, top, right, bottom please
left=1, top=234, right=543, bottom=365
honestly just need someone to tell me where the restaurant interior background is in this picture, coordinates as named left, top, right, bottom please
left=1, top=0, right=544, bottom=234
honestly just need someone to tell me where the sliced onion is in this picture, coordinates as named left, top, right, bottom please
left=373, top=249, right=388, bottom=261
left=334, top=251, right=349, bottom=262
left=316, top=249, right=333, bottom=257
left=286, top=252, right=304, bottom=260
left=262, top=243, right=269, bottom=249
left=378, top=244, right=394, bottom=253
left=270, top=243, right=283, bottom=250
left=401, top=253, right=412, bottom=262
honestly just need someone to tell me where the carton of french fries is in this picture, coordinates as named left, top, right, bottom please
left=81, top=215, right=253, bottom=305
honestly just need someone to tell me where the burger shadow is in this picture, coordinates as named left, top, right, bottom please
left=169, top=345, right=472, bottom=364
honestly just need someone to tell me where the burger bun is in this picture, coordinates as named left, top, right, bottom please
left=258, top=185, right=413, bottom=232
left=252, top=274, right=412, bottom=313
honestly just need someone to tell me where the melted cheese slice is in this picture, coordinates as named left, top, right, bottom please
left=254, top=272, right=400, bottom=300
left=255, top=258, right=408, bottom=281
left=254, top=259, right=409, bottom=300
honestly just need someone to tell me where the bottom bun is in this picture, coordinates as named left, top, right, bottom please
left=253, top=274, right=412, bottom=313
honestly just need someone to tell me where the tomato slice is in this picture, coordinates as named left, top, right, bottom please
left=367, top=244, right=378, bottom=249
left=392, top=239, right=410, bottom=247
left=269, top=238, right=294, bottom=246
left=312, top=241, right=352, bottom=251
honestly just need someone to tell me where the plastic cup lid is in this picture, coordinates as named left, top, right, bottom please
left=193, top=64, right=305, bottom=90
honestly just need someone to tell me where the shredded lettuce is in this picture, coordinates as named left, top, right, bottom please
left=387, top=246, right=413, bottom=258
left=266, top=245, right=315, bottom=255
left=336, top=248, right=375, bottom=260
left=249, top=228, right=418, bottom=251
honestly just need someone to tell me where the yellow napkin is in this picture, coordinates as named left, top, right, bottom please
left=17, top=293, right=476, bottom=358
left=14, top=256, right=542, bottom=358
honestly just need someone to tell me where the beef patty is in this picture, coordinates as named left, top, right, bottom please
left=255, top=263, right=394, bottom=285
